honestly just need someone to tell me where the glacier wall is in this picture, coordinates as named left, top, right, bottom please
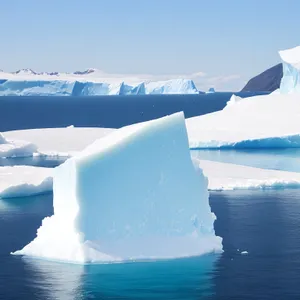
left=0, top=79, right=199, bottom=96
left=279, top=46, right=300, bottom=93
left=12, top=112, right=222, bottom=264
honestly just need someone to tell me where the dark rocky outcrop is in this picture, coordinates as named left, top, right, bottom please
left=241, top=63, right=283, bottom=92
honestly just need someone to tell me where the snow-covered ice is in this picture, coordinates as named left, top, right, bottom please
left=0, top=166, right=52, bottom=199
left=0, top=132, right=37, bottom=158
left=194, top=160, right=300, bottom=191
left=187, top=93, right=300, bottom=148
left=4, top=127, right=114, bottom=157
left=12, top=113, right=222, bottom=264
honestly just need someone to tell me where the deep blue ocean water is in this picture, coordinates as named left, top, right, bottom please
left=2, top=93, right=300, bottom=300
left=0, top=92, right=266, bottom=131
left=1, top=190, right=300, bottom=299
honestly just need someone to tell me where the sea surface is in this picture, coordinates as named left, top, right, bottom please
left=0, top=92, right=266, bottom=131
left=2, top=92, right=300, bottom=300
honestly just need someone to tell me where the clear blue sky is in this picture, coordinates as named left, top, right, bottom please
left=1, top=0, right=299, bottom=90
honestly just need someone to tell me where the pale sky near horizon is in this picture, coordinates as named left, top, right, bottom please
left=1, top=0, right=299, bottom=91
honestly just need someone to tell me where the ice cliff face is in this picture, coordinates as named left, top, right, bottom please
left=12, top=113, right=222, bottom=263
left=279, top=46, right=300, bottom=93
left=0, top=70, right=200, bottom=95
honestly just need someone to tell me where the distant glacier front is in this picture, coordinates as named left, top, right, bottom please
left=0, top=78, right=200, bottom=96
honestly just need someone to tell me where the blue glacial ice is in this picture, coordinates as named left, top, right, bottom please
left=0, top=78, right=199, bottom=96
left=279, top=46, right=300, bottom=94
left=12, top=112, right=222, bottom=263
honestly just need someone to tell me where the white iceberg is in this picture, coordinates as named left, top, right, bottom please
left=279, top=46, right=300, bottom=94
left=0, top=132, right=37, bottom=158
left=12, top=113, right=222, bottom=263
left=145, top=79, right=198, bottom=94
left=0, top=69, right=200, bottom=95
left=0, top=166, right=52, bottom=199
left=186, top=93, right=300, bottom=148
left=195, top=160, right=300, bottom=191
left=4, top=127, right=114, bottom=157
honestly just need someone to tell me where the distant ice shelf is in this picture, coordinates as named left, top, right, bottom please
left=0, top=68, right=200, bottom=96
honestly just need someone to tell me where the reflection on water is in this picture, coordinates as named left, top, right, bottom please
left=210, top=190, right=300, bottom=300
left=192, top=149, right=300, bottom=173
left=23, top=254, right=219, bottom=300
left=22, top=258, right=84, bottom=300
left=0, top=193, right=218, bottom=300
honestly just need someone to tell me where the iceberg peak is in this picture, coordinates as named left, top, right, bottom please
left=279, top=45, right=300, bottom=93
left=279, top=46, right=300, bottom=69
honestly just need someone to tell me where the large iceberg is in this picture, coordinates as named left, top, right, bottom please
left=12, top=112, right=221, bottom=263
left=0, top=70, right=200, bottom=95
left=186, top=93, right=300, bottom=148
left=279, top=46, right=300, bottom=93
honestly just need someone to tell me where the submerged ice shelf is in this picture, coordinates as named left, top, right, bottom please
left=12, top=113, right=222, bottom=263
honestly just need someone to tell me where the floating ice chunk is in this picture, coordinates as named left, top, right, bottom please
left=4, top=127, right=114, bottom=157
left=0, top=133, right=37, bottom=158
left=12, top=112, right=222, bottom=264
left=225, top=94, right=243, bottom=108
left=194, top=159, right=300, bottom=191
left=0, top=166, right=52, bottom=199
left=206, top=88, right=216, bottom=94
left=187, top=93, right=300, bottom=148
